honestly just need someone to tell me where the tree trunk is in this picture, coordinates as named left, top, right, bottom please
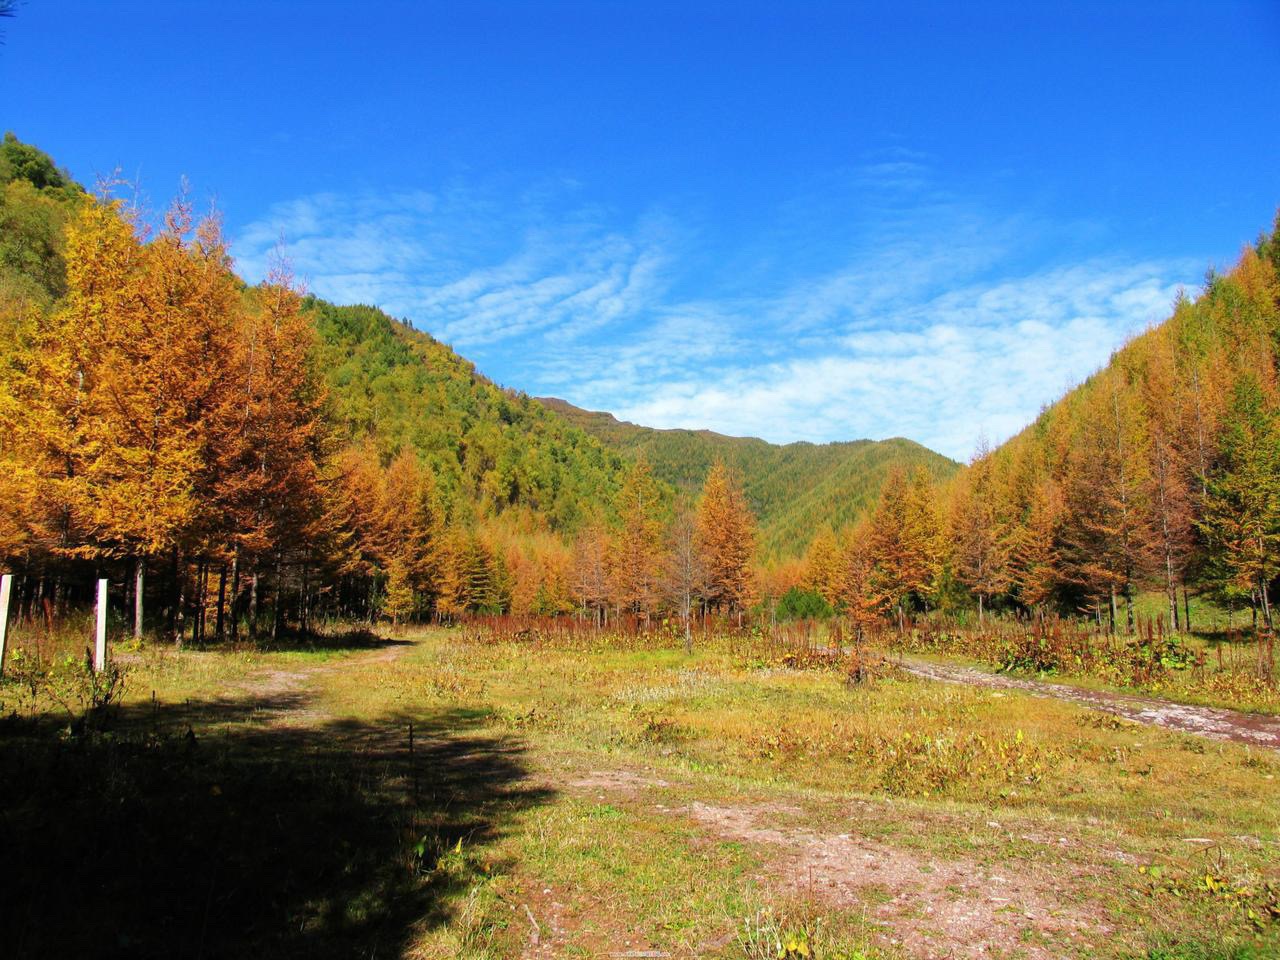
left=300, top=558, right=309, bottom=635
left=229, top=552, right=241, bottom=642
left=683, top=595, right=692, bottom=654
left=272, top=556, right=283, bottom=642
left=978, top=592, right=985, bottom=625
left=1183, top=585, right=1192, bottom=634
left=1260, top=575, right=1273, bottom=631
left=133, top=556, right=145, bottom=639
left=194, top=561, right=207, bottom=644
left=174, top=552, right=186, bottom=648
left=215, top=565, right=227, bottom=641
left=249, top=570, right=259, bottom=641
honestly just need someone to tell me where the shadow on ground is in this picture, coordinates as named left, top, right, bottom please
left=191, top=626, right=416, bottom=654
left=0, top=690, right=549, bottom=959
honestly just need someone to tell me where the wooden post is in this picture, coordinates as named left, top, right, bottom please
left=0, top=574, right=11, bottom=676
left=94, top=578, right=108, bottom=672
left=134, top=557, right=144, bottom=639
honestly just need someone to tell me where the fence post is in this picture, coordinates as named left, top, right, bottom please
left=0, top=573, right=11, bottom=676
left=94, top=578, right=108, bottom=672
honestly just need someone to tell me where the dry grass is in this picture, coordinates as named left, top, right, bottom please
left=3, top=622, right=1278, bottom=959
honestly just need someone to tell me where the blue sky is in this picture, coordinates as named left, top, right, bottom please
left=4, top=1, right=1279, bottom=459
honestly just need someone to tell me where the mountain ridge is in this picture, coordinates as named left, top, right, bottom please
left=537, top=395, right=959, bottom=559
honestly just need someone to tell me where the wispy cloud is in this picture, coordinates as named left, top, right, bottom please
left=614, top=260, right=1189, bottom=458
left=235, top=187, right=671, bottom=348
left=233, top=162, right=1200, bottom=460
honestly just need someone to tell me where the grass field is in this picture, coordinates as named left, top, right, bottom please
left=2, top=625, right=1278, bottom=959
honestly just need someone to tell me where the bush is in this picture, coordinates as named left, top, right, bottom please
left=776, top=587, right=834, bottom=622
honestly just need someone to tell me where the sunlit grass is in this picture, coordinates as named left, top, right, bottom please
left=5, top=622, right=1277, bottom=958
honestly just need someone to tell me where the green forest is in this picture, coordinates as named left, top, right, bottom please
left=540, top=397, right=957, bottom=559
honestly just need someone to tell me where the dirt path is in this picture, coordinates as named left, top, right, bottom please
left=566, top=770, right=1110, bottom=960
left=901, top=657, right=1280, bottom=751
left=221, top=640, right=414, bottom=727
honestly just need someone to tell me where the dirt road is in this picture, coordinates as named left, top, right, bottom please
left=901, top=657, right=1280, bottom=751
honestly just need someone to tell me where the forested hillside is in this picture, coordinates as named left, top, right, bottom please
left=539, top=397, right=957, bottom=558
left=945, top=228, right=1280, bottom=627
left=796, top=212, right=1280, bottom=633
left=7, top=130, right=1278, bottom=642
left=311, top=302, right=625, bottom=532
left=0, top=134, right=640, bottom=630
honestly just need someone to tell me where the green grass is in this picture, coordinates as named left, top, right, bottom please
left=2, top=624, right=1278, bottom=958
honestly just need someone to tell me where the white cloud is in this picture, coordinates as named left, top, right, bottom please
left=231, top=172, right=1200, bottom=461
left=234, top=189, right=671, bottom=348
left=611, top=260, right=1190, bottom=458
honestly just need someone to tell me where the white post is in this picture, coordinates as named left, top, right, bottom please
left=0, top=574, right=11, bottom=676
left=95, top=578, right=108, bottom=672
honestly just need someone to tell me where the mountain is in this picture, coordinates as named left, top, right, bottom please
left=309, top=301, right=626, bottom=533
left=538, top=398, right=959, bottom=558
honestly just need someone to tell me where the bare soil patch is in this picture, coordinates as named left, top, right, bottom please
left=223, top=640, right=415, bottom=728
left=687, top=801, right=1105, bottom=960
left=565, top=770, right=1109, bottom=959
left=569, top=769, right=672, bottom=794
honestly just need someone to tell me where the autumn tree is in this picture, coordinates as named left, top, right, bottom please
left=1059, top=377, right=1154, bottom=631
left=695, top=461, right=756, bottom=617
left=375, top=448, right=442, bottom=619
left=803, top=528, right=843, bottom=609
left=1199, top=373, right=1280, bottom=628
left=434, top=527, right=472, bottom=621
left=17, top=193, right=239, bottom=637
left=1008, top=478, right=1064, bottom=617
left=609, top=456, right=663, bottom=616
left=571, top=523, right=611, bottom=625
left=838, top=520, right=886, bottom=640
left=1137, top=334, right=1198, bottom=628
left=213, top=257, right=327, bottom=638
left=948, top=442, right=1012, bottom=623
left=662, top=505, right=704, bottom=651
left=868, top=467, right=941, bottom=625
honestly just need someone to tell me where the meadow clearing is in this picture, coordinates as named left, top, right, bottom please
left=2, top=622, right=1277, bottom=960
